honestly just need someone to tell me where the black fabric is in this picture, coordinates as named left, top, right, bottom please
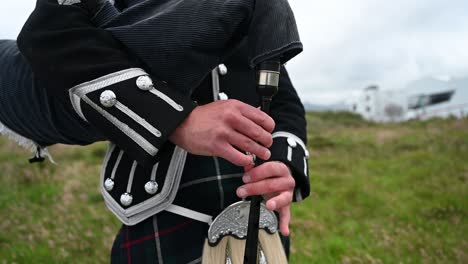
left=82, top=76, right=195, bottom=165
left=11, top=0, right=309, bottom=196
left=269, top=137, right=310, bottom=200
left=208, top=41, right=310, bottom=199
left=272, top=68, right=308, bottom=143
left=17, top=0, right=197, bottom=166
left=17, top=0, right=137, bottom=98
left=91, top=0, right=302, bottom=94
left=109, top=152, right=290, bottom=263
left=247, top=0, right=303, bottom=66
left=1, top=1, right=308, bottom=262
left=0, top=40, right=104, bottom=146
left=103, top=144, right=173, bottom=208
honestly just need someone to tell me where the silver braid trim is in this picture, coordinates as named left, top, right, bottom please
left=57, top=0, right=81, bottom=5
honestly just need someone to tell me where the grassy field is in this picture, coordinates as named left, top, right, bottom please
left=0, top=112, right=467, bottom=263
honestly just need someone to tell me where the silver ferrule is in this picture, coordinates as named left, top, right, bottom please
left=258, top=70, right=280, bottom=87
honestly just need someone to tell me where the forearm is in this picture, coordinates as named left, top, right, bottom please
left=18, top=0, right=196, bottom=166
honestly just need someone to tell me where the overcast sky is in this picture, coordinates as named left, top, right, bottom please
left=1, top=0, right=468, bottom=104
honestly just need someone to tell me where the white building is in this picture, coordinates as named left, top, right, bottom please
left=351, top=85, right=407, bottom=122
left=350, top=77, right=468, bottom=122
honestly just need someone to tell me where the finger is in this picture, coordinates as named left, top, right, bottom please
left=218, top=143, right=254, bottom=167
left=243, top=163, right=255, bottom=173
left=278, top=206, right=291, bottom=236
left=233, top=116, right=273, bottom=148
left=265, top=191, right=293, bottom=211
left=225, top=110, right=273, bottom=148
left=238, top=104, right=275, bottom=133
left=236, top=176, right=295, bottom=198
left=228, top=131, right=271, bottom=161
left=242, top=162, right=291, bottom=183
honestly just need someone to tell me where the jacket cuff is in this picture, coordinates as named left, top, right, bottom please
left=69, top=68, right=196, bottom=166
left=269, top=131, right=310, bottom=201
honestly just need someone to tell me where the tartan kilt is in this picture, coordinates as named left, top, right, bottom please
left=110, top=154, right=290, bottom=264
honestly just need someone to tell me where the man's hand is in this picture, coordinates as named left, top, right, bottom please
left=169, top=99, right=275, bottom=167
left=237, top=161, right=295, bottom=236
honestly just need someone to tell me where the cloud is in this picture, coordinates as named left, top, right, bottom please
left=0, top=1, right=35, bottom=39
left=1, top=0, right=468, bottom=105
left=287, top=0, right=468, bottom=104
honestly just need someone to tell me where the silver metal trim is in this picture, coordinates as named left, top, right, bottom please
left=126, top=161, right=138, bottom=193
left=70, top=68, right=146, bottom=97
left=287, top=137, right=298, bottom=148
left=207, top=201, right=278, bottom=244
left=211, top=68, right=221, bottom=102
left=100, top=90, right=117, bottom=108
left=100, top=147, right=188, bottom=226
left=258, top=70, right=280, bottom=87
left=115, top=101, right=162, bottom=138
left=68, top=68, right=164, bottom=141
left=287, top=146, right=293, bottom=162
left=111, top=150, right=124, bottom=180
left=149, top=88, right=184, bottom=112
left=69, top=93, right=87, bottom=122
left=304, top=157, right=308, bottom=176
left=218, top=64, right=228, bottom=76
left=136, top=75, right=154, bottom=91
left=272, top=131, right=307, bottom=151
left=103, top=144, right=117, bottom=191
left=58, top=0, right=81, bottom=5
left=150, top=163, right=159, bottom=181
left=103, top=143, right=116, bottom=167
left=81, top=95, right=158, bottom=156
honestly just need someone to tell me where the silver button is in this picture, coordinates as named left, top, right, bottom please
left=136, top=75, right=154, bottom=91
left=218, top=64, right=228, bottom=75
left=100, top=90, right=117, bottom=108
left=218, top=92, right=229, bottom=101
left=144, top=181, right=159, bottom=195
left=120, top=193, right=133, bottom=207
left=287, top=137, right=297, bottom=148
left=104, top=178, right=115, bottom=191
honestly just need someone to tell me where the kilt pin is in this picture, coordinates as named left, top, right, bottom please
left=0, top=0, right=310, bottom=263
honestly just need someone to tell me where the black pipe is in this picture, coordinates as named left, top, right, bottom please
left=244, top=60, right=280, bottom=264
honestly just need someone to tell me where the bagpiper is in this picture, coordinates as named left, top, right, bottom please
left=0, top=0, right=310, bottom=262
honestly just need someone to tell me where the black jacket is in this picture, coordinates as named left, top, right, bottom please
left=14, top=0, right=310, bottom=225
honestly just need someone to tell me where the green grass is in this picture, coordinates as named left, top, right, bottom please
left=290, top=112, right=468, bottom=264
left=1, top=112, right=467, bottom=263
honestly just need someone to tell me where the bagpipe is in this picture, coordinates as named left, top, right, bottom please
left=13, top=0, right=303, bottom=263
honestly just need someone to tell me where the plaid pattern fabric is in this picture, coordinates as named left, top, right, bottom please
left=110, top=154, right=289, bottom=264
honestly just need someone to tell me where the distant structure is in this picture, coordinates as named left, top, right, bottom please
left=351, top=85, right=406, bottom=122
left=350, top=77, right=467, bottom=122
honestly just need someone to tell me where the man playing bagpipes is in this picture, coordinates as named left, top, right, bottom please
left=0, top=0, right=310, bottom=262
